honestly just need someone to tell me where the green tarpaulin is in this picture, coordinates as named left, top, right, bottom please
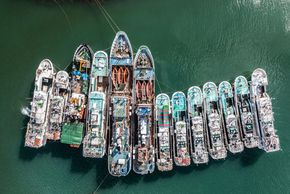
left=61, top=123, right=84, bottom=145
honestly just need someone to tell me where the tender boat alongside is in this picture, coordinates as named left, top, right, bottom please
left=108, top=31, right=133, bottom=177
left=219, top=81, right=244, bottom=154
left=234, top=76, right=259, bottom=148
left=187, top=86, right=209, bottom=164
left=132, top=46, right=155, bottom=175
left=61, top=44, right=93, bottom=148
left=251, top=68, right=280, bottom=152
left=155, top=93, right=173, bottom=171
left=203, top=82, right=227, bottom=160
left=25, top=59, right=55, bottom=148
left=83, top=51, right=109, bottom=158
left=46, top=71, right=69, bottom=141
left=171, top=92, right=191, bottom=166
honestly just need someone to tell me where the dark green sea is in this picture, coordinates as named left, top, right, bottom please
left=1, top=0, right=290, bottom=193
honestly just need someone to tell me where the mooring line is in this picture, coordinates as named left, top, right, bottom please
left=63, top=62, right=71, bottom=71
left=93, top=173, right=110, bottom=194
left=93, top=0, right=117, bottom=34
left=155, top=75, right=163, bottom=93
left=96, top=0, right=121, bottom=31
left=53, top=0, right=72, bottom=32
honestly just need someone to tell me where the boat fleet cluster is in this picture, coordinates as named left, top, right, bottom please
left=24, top=31, right=280, bottom=177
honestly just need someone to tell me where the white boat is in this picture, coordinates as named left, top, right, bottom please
left=234, top=76, right=259, bottom=148
left=46, top=71, right=69, bottom=141
left=187, top=86, right=209, bottom=164
left=251, top=68, right=280, bottom=152
left=219, top=81, right=244, bottom=154
left=25, top=59, right=55, bottom=148
left=171, top=92, right=191, bottom=166
left=203, top=82, right=227, bottom=160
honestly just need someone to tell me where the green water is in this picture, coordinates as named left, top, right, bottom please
left=1, top=0, right=290, bottom=193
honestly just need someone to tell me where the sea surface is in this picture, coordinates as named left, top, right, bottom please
left=1, top=0, right=290, bottom=193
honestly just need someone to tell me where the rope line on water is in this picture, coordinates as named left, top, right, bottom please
left=63, top=63, right=71, bottom=71
left=103, top=46, right=111, bottom=51
left=96, top=0, right=121, bottom=31
left=155, top=75, right=163, bottom=93
left=93, top=173, right=110, bottom=193
left=93, top=0, right=117, bottom=34
left=54, top=63, right=62, bottom=71
left=53, top=0, right=72, bottom=32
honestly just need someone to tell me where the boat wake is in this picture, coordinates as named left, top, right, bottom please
left=21, top=106, right=31, bottom=117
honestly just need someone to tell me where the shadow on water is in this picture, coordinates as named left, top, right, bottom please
left=240, top=148, right=264, bottom=167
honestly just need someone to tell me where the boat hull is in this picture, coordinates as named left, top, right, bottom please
left=25, top=59, right=55, bottom=148
left=61, top=44, right=93, bottom=148
left=108, top=31, right=133, bottom=177
left=132, top=46, right=156, bottom=175
left=219, top=81, right=244, bottom=154
left=203, top=82, right=227, bottom=160
left=187, top=86, right=209, bottom=164
left=83, top=51, right=109, bottom=158
left=171, top=92, right=191, bottom=166
left=251, top=68, right=280, bottom=152
left=234, top=76, right=259, bottom=148
left=155, top=93, right=173, bottom=171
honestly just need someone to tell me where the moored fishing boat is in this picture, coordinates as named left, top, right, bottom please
left=61, top=44, right=93, bottom=148
left=219, top=81, right=244, bottom=153
left=108, top=31, right=133, bottom=177
left=25, top=59, right=55, bottom=148
left=155, top=93, right=173, bottom=171
left=83, top=51, right=109, bottom=158
left=251, top=68, right=280, bottom=152
left=46, top=71, right=69, bottom=141
left=234, top=76, right=259, bottom=148
left=187, top=86, right=209, bottom=164
left=171, top=92, right=191, bottom=166
left=132, top=46, right=155, bottom=175
left=203, top=82, right=227, bottom=160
